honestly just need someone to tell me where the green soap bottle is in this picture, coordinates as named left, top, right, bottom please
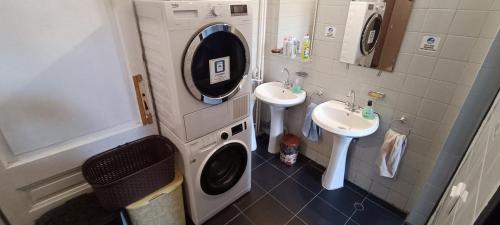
left=362, top=100, right=375, bottom=120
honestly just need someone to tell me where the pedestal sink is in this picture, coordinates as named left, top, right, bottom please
left=312, top=100, right=379, bottom=190
left=255, top=82, right=306, bottom=154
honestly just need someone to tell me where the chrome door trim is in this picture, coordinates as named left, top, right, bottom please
left=183, top=23, right=250, bottom=105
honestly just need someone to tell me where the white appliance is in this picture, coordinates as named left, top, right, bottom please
left=340, top=1, right=385, bottom=67
left=134, top=0, right=254, bottom=142
left=164, top=118, right=252, bottom=225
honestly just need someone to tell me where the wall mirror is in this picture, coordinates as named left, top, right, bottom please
left=340, top=0, right=413, bottom=72
left=267, top=0, right=318, bottom=60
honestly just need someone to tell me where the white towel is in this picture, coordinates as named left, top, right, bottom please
left=376, top=129, right=407, bottom=178
left=302, top=103, right=321, bottom=141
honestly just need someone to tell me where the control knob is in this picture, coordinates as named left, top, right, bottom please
left=220, top=132, right=229, bottom=140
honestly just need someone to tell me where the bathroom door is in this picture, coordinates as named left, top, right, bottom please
left=429, top=91, right=500, bottom=225
left=0, top=0, right=157, bottom=224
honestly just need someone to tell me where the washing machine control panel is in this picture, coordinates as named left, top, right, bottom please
left=207, top=4, right=249, bottom=18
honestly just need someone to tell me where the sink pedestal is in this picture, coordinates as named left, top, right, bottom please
left=267, top=105, right=285, bottom=154
left=322, top=134, right=353, bottom=190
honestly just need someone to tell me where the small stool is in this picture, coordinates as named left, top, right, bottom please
left=280, top=134, right=301, bottom=165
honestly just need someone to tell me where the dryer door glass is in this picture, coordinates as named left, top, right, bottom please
left=360, top=13, right=383, bottom=56
left=200, top=142, right=248, bottom=195
left=184, top=24, right=249, bottom=104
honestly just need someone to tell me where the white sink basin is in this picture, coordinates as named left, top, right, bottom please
left=312, top=100, right=379, bottom=190
left=254, top=82, right=306, bottom=107
left=312, top=100, right=379, bottom=138
left=255, top=82, right=306, bottom=154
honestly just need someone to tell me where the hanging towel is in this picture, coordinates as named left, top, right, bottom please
left=376, top=128, right=407, bottom=178
left=302, top=103, right=322, bottom=141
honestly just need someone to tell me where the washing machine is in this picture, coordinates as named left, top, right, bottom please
left=134, top=0, right=254, bottom=142
left=163, top=118, right=251, bottom=225
left=340, top=1, right=385, bottom=67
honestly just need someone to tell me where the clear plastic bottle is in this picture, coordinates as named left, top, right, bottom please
left=301, top=34, right=311, bottom=62
left=282, top=37, right=289, bottom=56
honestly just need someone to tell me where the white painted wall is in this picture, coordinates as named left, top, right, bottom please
left=0, top=0, right=138, bottom=156
left=262, top=0, right=500, bottom=213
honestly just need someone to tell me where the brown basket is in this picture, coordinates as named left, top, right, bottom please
left=82, top=135, right=176, bottom=210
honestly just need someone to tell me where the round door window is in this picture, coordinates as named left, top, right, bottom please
left=360, top=13, right=383, bottom=56
left=200, top=142, right=248, bottom=195
left=183, top=24, right=249, bottom=104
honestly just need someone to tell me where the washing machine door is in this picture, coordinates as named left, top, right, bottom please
left=183, top=24, right=250, bottom=105
left=200, top=142, right=248, bottom=195
left=360, top=13, right=383, bottom=56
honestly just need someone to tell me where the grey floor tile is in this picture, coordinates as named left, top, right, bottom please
left=244, top=195, right=294, bottom=225
left=298, top=197, right=349, bottom=225
left=271, top=178, right=315, bottom=213
left=292, top=162, right=325, bottom=194
left=252, top=162, right=287, bottom=191
left=203, top=205, right=239, bottom=225
left=351, top=199, right=405, bottom=225
left=252, top=152, right=266, bottom=170
left=287, top=217, right=307, bottom=225
left=234, top=181, right=266, bottom=210
left=318, top=186, right=364, bottom=216
left=227, top=214, right=254, bottom=225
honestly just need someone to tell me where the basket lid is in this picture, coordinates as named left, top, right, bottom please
left=281, top=134, right=300, bottom=147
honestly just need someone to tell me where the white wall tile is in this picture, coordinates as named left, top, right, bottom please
left=480, top=11, right=500, bottom=38
left=393, top=53, right=413, bottom=73
left=413, top=0, right=431, bottom=9
left=429, top=0, right=461, bottom=9
left=469, top=38, right=494, bottom=63
left=442, top=105, right=460, bottom=125
left=316, top=5, right=348, bottom=24
left=370, top=182, right=390, bottom=199
left=408, top=55, right=437, bottom=78
left=407, top=9, right=428, bottom=32
left=312, top=40, right=342, bottom=59
left=459, top=63, right=481, bottom=85
left=440, top=36, right=477, bottom=61
left=458, top=0, right=495, bottom=10
left=400, top=32, right=419, bottom=54
left=422, top=9, right=455, bottom=34
left=379, top=72, right=406, bottom=91
left=451, top=84, right=472, bottom=106
left=401, top=74, right=430, bottom=97
left=413, top=117, right=440, bottom=139
left=432, top=59, right=466, bottom=83
left=449, top=10, right=489, bottom=37
left=418, top=99, right=449, bottom=121
left=396, top=93, right=423, bottom=115
left=492, top=0, right=500, bottom=10
left=407, top=134, right=433, bottom=157
left=425, top=79, right=457, bottom=103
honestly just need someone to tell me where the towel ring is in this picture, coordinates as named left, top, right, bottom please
left=389, top=116, right=412, bottom=136
left=308, top=90, right=324, bottom=103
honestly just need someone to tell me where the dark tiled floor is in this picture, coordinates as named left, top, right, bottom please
left=195, top=135, right=407, bottom=225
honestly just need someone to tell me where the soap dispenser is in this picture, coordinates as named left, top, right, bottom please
left=362, top=100, right=375, bottom=119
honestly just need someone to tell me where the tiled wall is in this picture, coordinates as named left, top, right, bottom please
left=408, top=26, right=500, bottom=225
left=261, top=0, right=500, bottom=213
left=275, top=0, right=316, bottom=49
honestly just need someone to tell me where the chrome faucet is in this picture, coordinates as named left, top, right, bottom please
left=346, top=89, right=357, bottom=112
left=281, top=67, right=292, bottom=89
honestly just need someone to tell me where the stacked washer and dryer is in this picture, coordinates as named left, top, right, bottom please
left=134, top=1, right=254, bottom=224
